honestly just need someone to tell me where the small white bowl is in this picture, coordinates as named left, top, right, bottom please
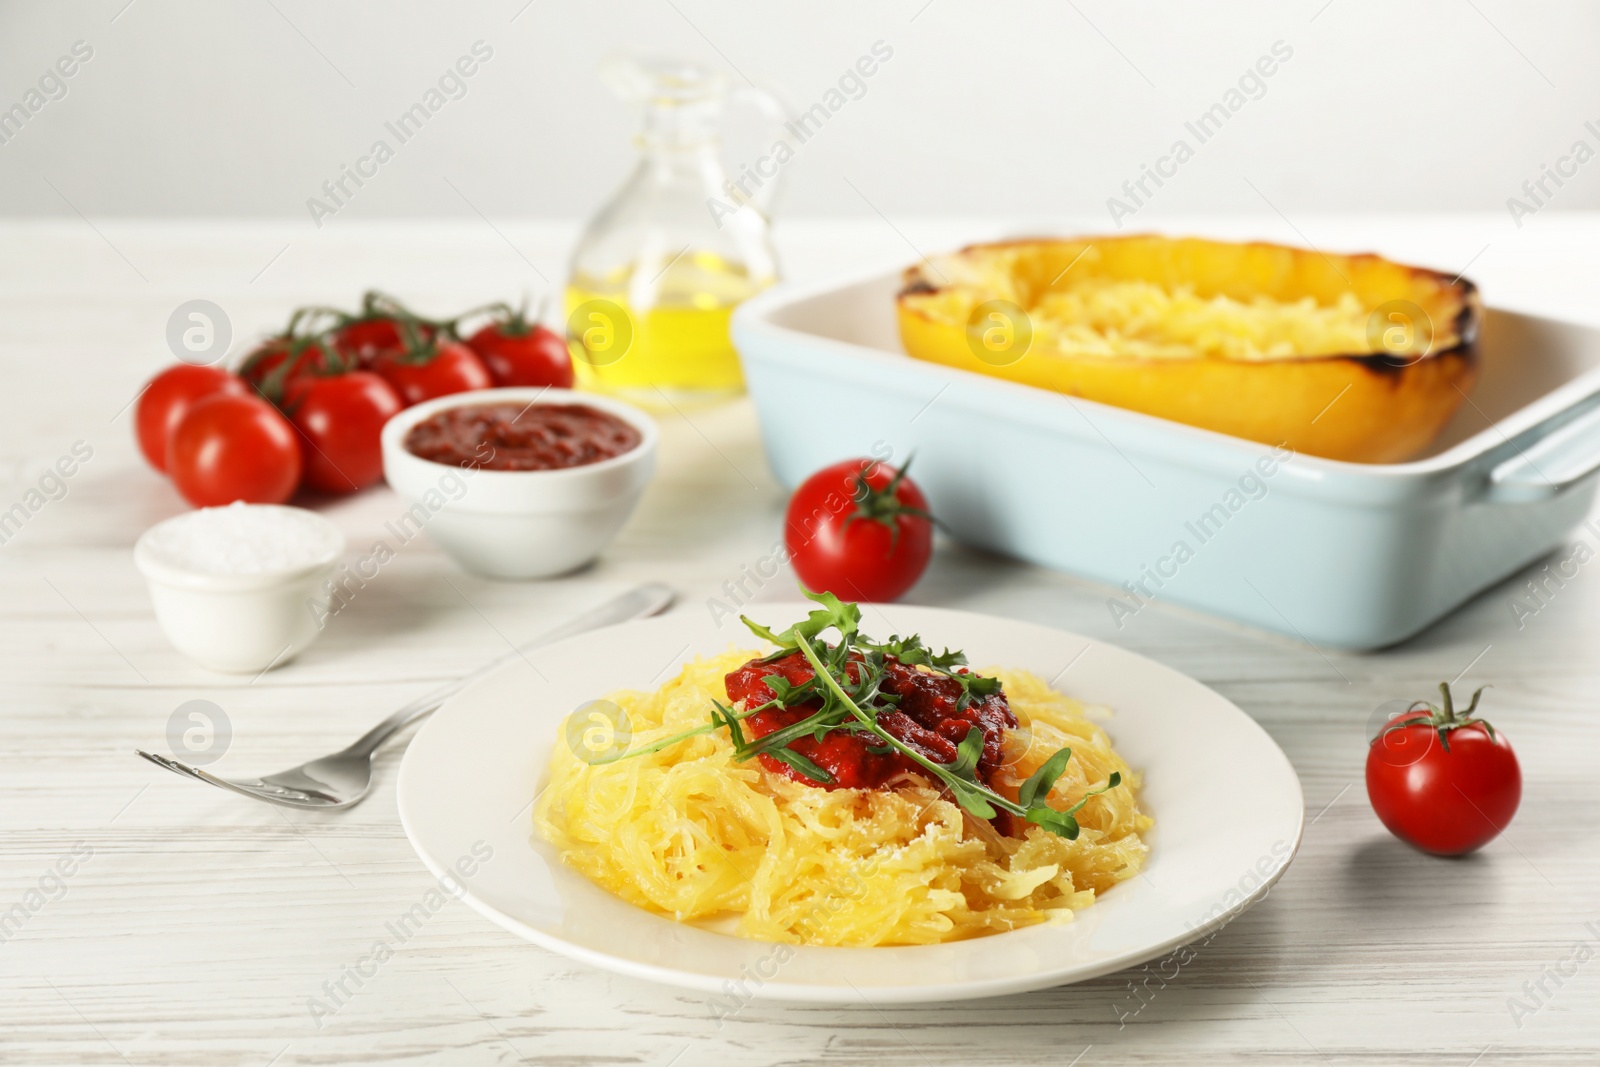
left=380, top=388, right=657, bottom=580
left=134, top=505, right=344, bottom=674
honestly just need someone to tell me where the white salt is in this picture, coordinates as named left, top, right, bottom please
left=142, top=503, right=342, bottom=576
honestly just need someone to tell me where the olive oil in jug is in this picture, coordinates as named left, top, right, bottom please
left=565, top=57, right=784, bottom=405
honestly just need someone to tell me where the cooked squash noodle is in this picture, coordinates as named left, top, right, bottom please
left=534, top=650, right=1152, bottom=946
left=920, top=272, right=1373, bottom=362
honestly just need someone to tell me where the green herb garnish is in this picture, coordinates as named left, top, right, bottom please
left=606, top=589, right=1122, bottom=840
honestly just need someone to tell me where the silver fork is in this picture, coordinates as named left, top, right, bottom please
left=135, top=583, right=674, bottom=810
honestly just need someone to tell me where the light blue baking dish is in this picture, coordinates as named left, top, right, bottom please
left=732, top=267, right=1600, bottom=650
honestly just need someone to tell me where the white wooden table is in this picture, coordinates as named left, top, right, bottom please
left=4, top=216, right=1599, bottom=1066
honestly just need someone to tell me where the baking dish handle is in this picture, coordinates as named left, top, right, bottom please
left=1485, top=401, right=1600, bottom=503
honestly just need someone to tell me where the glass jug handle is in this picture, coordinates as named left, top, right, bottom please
left=727, top=85, right=789, bottom=220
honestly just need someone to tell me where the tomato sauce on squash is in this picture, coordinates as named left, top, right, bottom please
left=724, top=650, right=1016, bottom=791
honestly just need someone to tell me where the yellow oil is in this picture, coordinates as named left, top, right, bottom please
left=565, top=251, right=768, bottom=405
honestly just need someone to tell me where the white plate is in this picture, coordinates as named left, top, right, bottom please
left=397, top=602, right=1304, bottom=1004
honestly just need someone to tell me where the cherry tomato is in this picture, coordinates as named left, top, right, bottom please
left=465, top=320, right=574, bottom=389
left=1366, top=683, right=1522, bottom=856
left=167, top=393, right=302, bottom=507
left=237, top=338, right=335, bottom=397
left=135, top=364, right=249, bottom=473
left=370, top=339, right=492, bottom=407
left=283, top=372, right=402, bottom=494
left=332, top=316, right=433, bottom=368
left=784, top=458, right=935, bottom=602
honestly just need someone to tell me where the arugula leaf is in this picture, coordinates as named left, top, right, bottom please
left=946, top=778, right=998, bottom=819
left=950, top=726, right=985, bottom=781
left=1025, top=806, right=1082, bottom=839
left=791, top=629, right=1028, bottom=821
left=738, top=707, right=838, bottom=759
left=1018, top=746, right=1073, bottom=809
left=873, top=634, right=920, bottom=660
left=586, top=720, right=718, bottom=765
left=611, top=589, right=1128, bottom=842
left=1060, top=771, right=1121, bottom=819
left=740, top=589, right=860, bottom=650
left=594, top=700, right=769, bottom=765
left=740, top=616, right=786, bottom=647
left=862, top=634, right=970, bottom=674
left=926, top=646, right=971, bottom=671
left=764, top=745, right=835, bottom=785
left=1024, top=770, right=1123, bottom=840
left=766, top=674, right=822, bottom=708
left=711, top=700, right=750, bottom=752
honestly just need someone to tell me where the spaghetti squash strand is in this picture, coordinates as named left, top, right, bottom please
left=533, top=651, right=1152, bottom=946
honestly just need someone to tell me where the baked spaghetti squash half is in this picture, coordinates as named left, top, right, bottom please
left=896, top=235, right=1481, bottom=463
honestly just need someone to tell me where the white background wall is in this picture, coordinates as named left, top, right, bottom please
left=0, top=0, right=1597, bottom=228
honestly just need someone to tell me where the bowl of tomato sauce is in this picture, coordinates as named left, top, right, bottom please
left=381, top=388, right=656, bottom=579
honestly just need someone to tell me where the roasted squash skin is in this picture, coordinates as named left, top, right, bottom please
left=896, top=236, right=1481, bottom=464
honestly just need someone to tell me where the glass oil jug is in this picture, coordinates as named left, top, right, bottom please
left=566, top=57, right=784, bottom=405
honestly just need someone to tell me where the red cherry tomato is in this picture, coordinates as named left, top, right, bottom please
left=465, top=321, right=574, bottom=389
left=237, top=338, right=335, bottom=396
left=370, top=339, right=492, bottom=407
left=135, top=365, right=250, bottom=473
left=332, top=317, right=433, bottom=368
left=784, top=458, right=935, bottom=602
left=167, top=393, right=302, bottom=507
left=283, top=372, right=402, bottom=494
left=1366, top=684, right=1522, bottom=856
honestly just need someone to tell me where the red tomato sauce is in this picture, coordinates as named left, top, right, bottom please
left=723, top=650, right=1017, bottom=791
left=403, top=402, right=640, bottom=471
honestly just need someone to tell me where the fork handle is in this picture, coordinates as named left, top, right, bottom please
left=339, top=583, right=675, bottom=759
